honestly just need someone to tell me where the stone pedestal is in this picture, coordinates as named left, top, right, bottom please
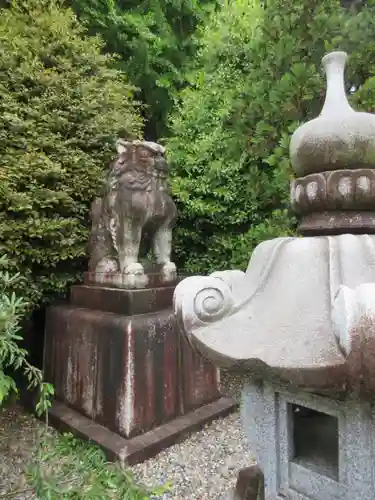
left=83, top=270, right=179, bottom=290
left=43, top=281, right=235, bottom=463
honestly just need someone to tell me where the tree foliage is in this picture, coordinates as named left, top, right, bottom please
left=68, top=0, right=219, bottom=139
left=0, top=0, right=142, bottom=307
left=167, top=0, right=375, bottom=273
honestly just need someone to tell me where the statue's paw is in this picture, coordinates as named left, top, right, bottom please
left=122, top=262, right=148, bottom=288
left=161, top=262, right=177, bottom=282
left=96, top=258, right=118, bottom=273
left=124, top=262, right=145, bottom=276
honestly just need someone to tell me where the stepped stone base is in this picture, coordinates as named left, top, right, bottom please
left=49, top=397, right=236, bottom=465
left=44, top=279, right=236, bottom=458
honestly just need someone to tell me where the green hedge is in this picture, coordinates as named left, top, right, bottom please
left=0, top=0, right=142, bottom=307
left=167, top=0, right=375, bottom=273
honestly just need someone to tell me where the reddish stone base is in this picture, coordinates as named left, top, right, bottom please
left=49, top=397, right=236, bottom=465
left=44, top=279, right=230, bottom=455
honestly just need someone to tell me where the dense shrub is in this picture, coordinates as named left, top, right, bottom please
left=0, top=0, right=142, bottom=307
left=167, top=0, right=375, bottom=273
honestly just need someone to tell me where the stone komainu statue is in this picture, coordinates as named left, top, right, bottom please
left=88, top=140, right=177, bottom=286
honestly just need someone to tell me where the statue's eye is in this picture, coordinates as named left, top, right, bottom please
left=139, top=148, right=151, bottom=158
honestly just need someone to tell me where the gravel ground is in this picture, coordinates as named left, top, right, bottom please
left=0, top=370, right=254, bottom=500
left=132, top=370, right=255, bottom=500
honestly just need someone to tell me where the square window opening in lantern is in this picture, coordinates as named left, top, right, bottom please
left=290, top=403, right=339, bottom=480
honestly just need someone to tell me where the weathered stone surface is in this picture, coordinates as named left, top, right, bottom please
left=291, top=169, right=375, bottom=213
left=44, top=283, right=223, bottom=439
left=234, top=465, right=264, bottom=500
left=83, top=270, right=180, bottom=290
left=298, top=211, right=375, bottom=235
left=175, top=234, right=375, bottom=395
left=288, top=52, right=375, bottom=235
left=70, top=284, right=175, bottom=316
left=290, top=169, right=375, bottom=233
left=89, top=140, right=178, bottom=288
left=290, top=52, right=375, bottom=177
left=48, top=397, right=236, bottom=466
left=242, top=380, right=375, bottom=500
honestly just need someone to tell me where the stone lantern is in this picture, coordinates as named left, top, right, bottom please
left=173, top=51, right=375, bottom=500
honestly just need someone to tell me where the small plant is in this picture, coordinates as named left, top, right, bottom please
left=28, top=432, right=170, bottom=499
left=0, top=254, right=54, bottom=415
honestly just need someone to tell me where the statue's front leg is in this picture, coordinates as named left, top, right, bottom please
left=117, top=218, right=146, bottom=282
left=153, top=223, right=177, bottom=282
left=89, top=198, right=118, bottom=273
